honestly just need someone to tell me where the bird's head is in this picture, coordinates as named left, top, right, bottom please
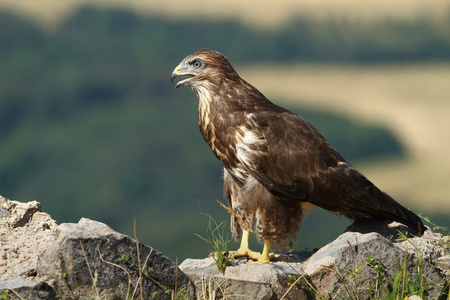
left=171, top=49, right=240, bottom=91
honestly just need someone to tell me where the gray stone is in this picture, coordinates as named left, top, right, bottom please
left=435, top=255, right=450, bottom=273
left=302, top=230, right=447, bottom=299
left=0, top=197, right=41, bottom=228
left=0, top=279, right=56, bottom=300
left=180, top=222, right=449, bottom=300
left=0, top=196, right=58, bottom=282
left=180, top=255, right=314, bottom=299
left=2, top=196, right=449, bottom=299
left=37, top=218, right=195, bottom=300
left=396, top=228, right=450, bottom=264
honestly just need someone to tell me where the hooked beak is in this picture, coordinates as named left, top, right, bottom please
left=171, top=64, right=196, bottom=88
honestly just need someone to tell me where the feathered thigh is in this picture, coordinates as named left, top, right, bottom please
left=224, top=168, right=307, bottom=247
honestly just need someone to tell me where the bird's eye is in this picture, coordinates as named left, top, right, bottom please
left=192, top=59, right=203, bottom=69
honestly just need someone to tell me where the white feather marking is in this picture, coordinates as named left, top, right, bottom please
left=242, top=129, right=265, bottom=145
left=254, top=209, right=261, bottom=224
left=229, top=166, right=247, bottom=182
left=235, top=126, right=268, bottom=180
left=236, top=146, right=252, bottom=168
left=196, top=86, right=212, bottom=105
left=237, top=125, right=266, bottom=146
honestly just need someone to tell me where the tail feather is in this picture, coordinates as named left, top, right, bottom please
left=355, top=190, right=426, bottom=233
left=310, top=164, right=426, bottom=233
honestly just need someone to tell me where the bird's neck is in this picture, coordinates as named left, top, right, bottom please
left=194, top=84, right=243, bottom=169
left=193, top=78, right=278, bottom=169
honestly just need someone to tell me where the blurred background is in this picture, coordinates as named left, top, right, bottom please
left=0, top=0, right=449, bottom=261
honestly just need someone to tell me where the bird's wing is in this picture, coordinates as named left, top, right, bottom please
left=236, top=110, right=343, bottom=200
left=236, top=110, right=424, bottom=230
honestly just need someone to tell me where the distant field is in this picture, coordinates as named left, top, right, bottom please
left=239, top=63, right=450, bottom=213
left=1, top=0, right=450, bottom=30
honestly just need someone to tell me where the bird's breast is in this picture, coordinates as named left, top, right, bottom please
left=198, top=106, right=238, bottom=170
left=200, top=113, right=268, bottom=185
left=198, top=103, right=254, bottom=179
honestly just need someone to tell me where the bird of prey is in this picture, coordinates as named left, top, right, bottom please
left=171, top=49, right=425, bottom=263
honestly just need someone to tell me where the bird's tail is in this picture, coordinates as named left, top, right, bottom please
left=311, top=166, right=426, bottom=234
left=324, top=188, right=426, bottom=233
left=365, top=190, right=426, bottom=233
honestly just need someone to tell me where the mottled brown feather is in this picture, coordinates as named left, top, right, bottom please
left=175, top=49, right=425, bottom=247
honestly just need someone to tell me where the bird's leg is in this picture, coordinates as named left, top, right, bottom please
left=248, top=240, right=274, bottom=264
left=228, top=231, right=275, bottom=263
left=228, top=230, right=261, bottom=261
left=237, top=230, right=251, bottom=253
left=260, top=240, right=272, bottom=263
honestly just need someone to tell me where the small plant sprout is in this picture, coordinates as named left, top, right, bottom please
left=195, top=213, right=232, bottom=274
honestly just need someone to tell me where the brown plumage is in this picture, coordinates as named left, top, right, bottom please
left=171, top=49, right=425, bottom=263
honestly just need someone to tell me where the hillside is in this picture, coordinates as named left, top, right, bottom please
left=1, top=0, right=450, bottom=30
left=0, top=7, right=449, bottom=261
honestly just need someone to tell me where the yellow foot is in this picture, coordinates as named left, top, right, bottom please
left=227, top=231, right=275, bottom=263
left=228, top=247, right=262, bottom=261
left=227, top=247, right=275, bottom=264
left=247, top=240, right=274, bottom=264
left=247, top=252, right=275, bottom=264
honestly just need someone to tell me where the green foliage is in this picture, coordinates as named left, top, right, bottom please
left=287, top=240, right=446, bottom=299
left=287, top=216, right=450, bottom=299
left=0, top=290, right=10, bottom=300
left=365, top=254, right=391, bottom=298
left=195, top=214, right=232, bottom=274
left=420, top=213, right=449, bottom=233
left=420, top=214, right=450, bottom=255
left=0, top=7, right=449, bottom=260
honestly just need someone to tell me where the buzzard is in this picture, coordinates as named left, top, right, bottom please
left=171, top=49, right=425, bottom=263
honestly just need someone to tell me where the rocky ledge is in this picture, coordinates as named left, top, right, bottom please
left=0, top=196, right=449, bottom=299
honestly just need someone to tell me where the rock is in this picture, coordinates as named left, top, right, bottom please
left=0, top=279, right=56, bottom=300
left=37, top=218, right=196, bottom=300
left=0, top=197, right=196, bottom=299
left=435, top=255, right=450, bottom=273
left=181, top=222, right=449, bottom=300
left=302, top=230, right=447, bottom=299
left=180, top=254, right=314, bottom=299
left=408, top=296, right=424, bottom=300
left=0, top=198, right=41, bottom=228
left=0, top=196, right=58, bottom=282
left=2, top=196, right=449, bottom=299
left=396, top=227, right=450, bottom=263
